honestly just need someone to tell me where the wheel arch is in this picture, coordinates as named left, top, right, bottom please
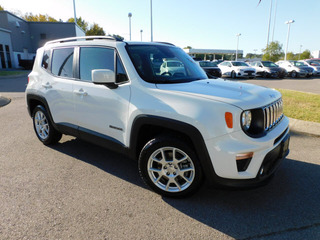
left=26, top=94, right=57, bottom=130
left=130, top=115, right=216, bottom=184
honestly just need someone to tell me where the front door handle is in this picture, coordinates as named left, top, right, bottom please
left=73, top=88, right=88, bottom=96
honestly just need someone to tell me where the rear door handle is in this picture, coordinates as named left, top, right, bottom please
left=73, top=88, right=88, bottom=96
left=42, top=82, right=52, bottom=89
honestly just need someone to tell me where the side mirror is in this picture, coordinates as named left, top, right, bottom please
left=92, top=69, right=118, bottom=89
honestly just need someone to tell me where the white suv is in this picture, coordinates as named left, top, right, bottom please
left=26, top=36, right=290, bottom=197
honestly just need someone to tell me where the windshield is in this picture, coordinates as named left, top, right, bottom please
left=306, top=61, right=320, bottom=66
left=199, top=61, right=218, bottom=67
left=262, top=61, right=278, bottom=67
left=291, top=61, right=307, bottom=67
left=126, top=44, right=207, bottom=83
left=232, top=61, right=249, bottom=67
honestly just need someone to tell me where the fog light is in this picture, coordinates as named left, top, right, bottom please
left=236, top=152, right=253, bottom=172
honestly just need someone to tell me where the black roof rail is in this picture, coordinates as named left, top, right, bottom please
left=45, top=35, right=122, bottom=46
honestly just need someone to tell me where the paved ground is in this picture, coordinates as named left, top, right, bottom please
left=0, top=93, right=320, bottom=240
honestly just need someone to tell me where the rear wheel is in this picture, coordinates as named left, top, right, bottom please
left=32, top=105, right=62, bottom=145
left=290, top=71, right=297, bottom=78
left=138, top=136, right=203, bottom=198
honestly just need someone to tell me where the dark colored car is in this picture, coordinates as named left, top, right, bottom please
left=250, top=61, right=287, bottom=78
left=196, top=61, right=222, bottom=78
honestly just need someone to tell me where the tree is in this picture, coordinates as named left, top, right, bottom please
left=300, top=50, right=311, bottom=60
left=184, top=46, right=192, bottom=49
left=112, top=34, right=124, bottom=41
left=0, top=5, right=4, bottom=10
left=86, top=23, right=105, bottom=36
left=286, top=52, right=296, bottom=60
left=67, top=17, right=88, bottom=33
left=23, top=13, right=58, bottom=22
left=262, top=41, right=284, bottom=62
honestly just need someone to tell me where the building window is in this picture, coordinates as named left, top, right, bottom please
left=40, top=33, right=47, bottom=40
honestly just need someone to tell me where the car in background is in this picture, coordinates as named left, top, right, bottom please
left=299, top=60, right=320, bottom=76
left=276, top=60, right=313, bottom=78
left=218, top=61, right=256, bottom=79
left=160, top=59, right=186, bottom=76
left=249, top=61, right=287, bottom=78
left=195, top=60, right=222, bottom=78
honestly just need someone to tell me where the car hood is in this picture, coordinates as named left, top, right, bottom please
left=156, top=79, right=281, bottom=110
left=234, top=66, right=255, bottom=71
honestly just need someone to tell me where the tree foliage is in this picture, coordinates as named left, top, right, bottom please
left=262, top=41, right=284, bottom=62
left=0, top=5, right=4, bottom=10
left=23, top=13, right=58, bottom=22
left=300, top=50, right=311, bottom=60
left=184, top=46, right=192, bottom=49
left=112, top=34, right=124, bottom=41
left=67, top=17, right=88, bottom=33
left=86, top=23, right=105, bottom=36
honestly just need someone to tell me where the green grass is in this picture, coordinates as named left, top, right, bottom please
left=278, top=89, right=320, bottom=123
left=0, top=71, right=27, bottom=76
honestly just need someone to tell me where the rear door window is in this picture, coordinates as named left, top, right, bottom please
left=51, top=48, right=74, bottom=78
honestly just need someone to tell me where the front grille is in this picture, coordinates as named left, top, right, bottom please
left=244, top=70, right=255, bottom=74
left=263, top=98, right=284, bottom=131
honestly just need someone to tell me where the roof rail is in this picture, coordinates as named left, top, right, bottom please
left=45, top=35, right=122, bottom=46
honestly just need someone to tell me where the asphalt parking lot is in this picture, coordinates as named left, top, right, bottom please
left=0, top=75, right=320, bottom=239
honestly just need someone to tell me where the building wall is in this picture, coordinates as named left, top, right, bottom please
left=0, top=11, right=85, bottom=69
left=29, top=22, right=85, bottom=52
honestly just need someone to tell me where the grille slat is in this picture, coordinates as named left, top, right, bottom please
left=263, top=98, right=284, bottom=131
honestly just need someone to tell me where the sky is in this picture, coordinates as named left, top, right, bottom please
left=1, top=0, right=319, bottom=55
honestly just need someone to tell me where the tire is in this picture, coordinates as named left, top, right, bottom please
left=138, top=136, right=203, bottom=198
left=32, top=105, right=62, bottom=145
left=231, top=71, right=236, bottom=79
left=290, top=71, right=297, bottom=78
left=262, top=72, right=267, bottom=78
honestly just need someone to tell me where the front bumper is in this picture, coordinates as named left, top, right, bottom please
left=205, top=116, right=290, bottom=187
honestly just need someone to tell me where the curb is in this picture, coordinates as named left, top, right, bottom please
left=289, top=118, right=320, bottom=137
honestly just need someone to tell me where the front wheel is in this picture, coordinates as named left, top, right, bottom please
left=138, top=136, right=203, bottom=198
left=32, top=105, right=62, bottom=145
left=231, top=71, right=236, bottom=79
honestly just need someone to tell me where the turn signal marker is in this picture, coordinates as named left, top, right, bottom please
left=225, top=112, right=233, bottom=129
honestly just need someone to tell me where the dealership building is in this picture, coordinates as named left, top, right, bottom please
left=0, top=11, right=85, bottom=69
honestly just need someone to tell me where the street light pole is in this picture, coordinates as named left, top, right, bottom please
left=73, top=0, right=77, bottom=25
left=266, top=0, right=273, bottom=47
left=299, top=45, right=303, bottom=60
left=128, top=13, right=132, bottom=41
left=236, top=33, right=241, bottom=61
left=284, top=20, right=295, bottom=61
left=150, top=0, right=153, bottom=42
left=140, top=29, right=143, bottom=41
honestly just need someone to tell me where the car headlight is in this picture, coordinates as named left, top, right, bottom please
left=241, top=110, right=252, bottom=131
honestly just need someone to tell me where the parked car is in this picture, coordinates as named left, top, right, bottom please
left=249, top=61, right=287, bottom=78
left=218, top=61, right=256, bottom=79
left=195, top=60, right=222, bottom=78
left=26, top=36, right=290, bottom=198
left=276, top=60, right=313, bottom=78
left=160, top=59, right=186, bottom=76
left=298, top=60, right=320, bottom=76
